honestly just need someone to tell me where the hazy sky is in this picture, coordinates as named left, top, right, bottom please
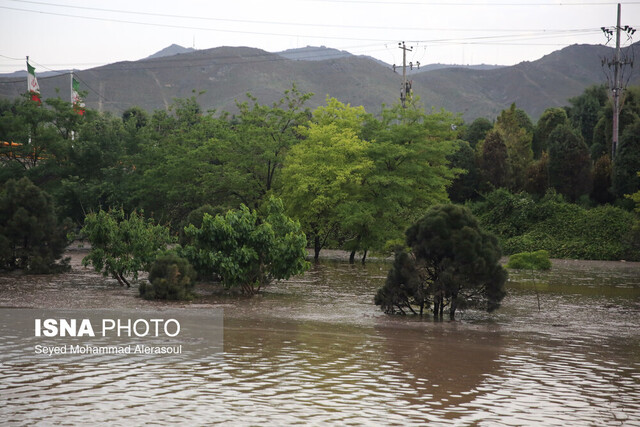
left=1, top=0, right=639, bottom=74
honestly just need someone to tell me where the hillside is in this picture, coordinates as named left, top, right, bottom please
left=0, top=43, right=638, bottom=121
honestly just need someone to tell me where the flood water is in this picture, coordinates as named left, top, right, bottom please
left=1, top=254, right=639, bottom=425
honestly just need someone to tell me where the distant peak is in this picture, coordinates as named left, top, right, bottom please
left=145, top=44, right=196, bottom=60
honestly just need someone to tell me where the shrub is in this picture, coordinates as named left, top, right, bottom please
left=506, top=250, right=552, bottom=270
left=0, top=177, right=70, bottom=273
left=139, top=254, right=196, bottom=300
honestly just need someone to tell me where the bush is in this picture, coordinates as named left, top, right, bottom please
left=469, top=189, right=639, bottom=260
left=0, top=177, right=70, bottom=273
left=81, top=208, right=174, bottom=286
left=181, top=197, right=309, bottom=295
left=506, top=250, right=552, bottom=270
left=139, top=254, right=196, bottom=300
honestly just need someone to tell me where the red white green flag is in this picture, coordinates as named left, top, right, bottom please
left=26, top=60, right=41, bottom=103
left=72, top=77, right=85, bottom=115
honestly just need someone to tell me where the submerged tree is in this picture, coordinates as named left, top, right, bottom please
left=181, top=197, right=309, bottom=295
left=81, top=208, right=174, bottom=287
left=375, top=205, right=507, bottom=319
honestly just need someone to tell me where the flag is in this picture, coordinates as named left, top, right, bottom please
left=26, top=60, right=41, bottom=103
left=72, top=77, right=85, bottom=115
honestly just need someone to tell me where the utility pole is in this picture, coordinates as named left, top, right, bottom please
left=398, top=41, right=412, bottom=107
left=601, top=3, right=636, bottom=160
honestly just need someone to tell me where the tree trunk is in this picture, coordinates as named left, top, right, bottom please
left=450, top=299, right=457, bottom=320
left=361, top=249, right=368, bottom=265
left=314, top=235, right=321, bottom=262
left=349, top=250, right=356, bottom=264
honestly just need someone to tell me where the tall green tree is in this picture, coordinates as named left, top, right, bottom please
left=461, top=117, right=492, bottom=148
left=566, top=84, right=608, bottom=148
left=494, top=103, right=534, bottom=191
left=533, top=107, right=568, bottom=158
left=478, top=130, right=509, bottom=190
left=612, top=118, right=640, bottom=201
left=281, top=102, right=372, bottom=261
left=225, top=84, right=312, bottom=207
left=548, top=124, right=592, bottom=202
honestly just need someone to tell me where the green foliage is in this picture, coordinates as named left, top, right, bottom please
left=566, top=84, right=608, bottom=147
left=547, top=124, right=592, bottom=202
left=181, top=197, right=309, bottom=295
left=0, top=177, right=70, bottom=273
left=281, top=101, right=372, bottom=260
left=478, top=130, right=509, bottom=190
left=81, top=208, right=174, bottom=286
left=461, top=117, right=492, bottom=148
left=506, top=250, right=552, bottom=270
left=494, top=103, right=534, bottom=192
left=470, top=189, right=639, bottom=260
left=524, top=151, right=550, bottom=197
left=533, top=107, right=568, bottom=158
left=375, top=204, right=507, bottom=319
left=591, top=154, right=614, bottom=204
left=139, top=253, right=197, bottom=300
left=612, top=118, right=640, bottom=200
left=447, top=140, right=479, bottom=202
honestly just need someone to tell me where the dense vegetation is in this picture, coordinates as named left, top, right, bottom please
left=375, top=205, right=507, bottom=318
left=0, top=82, right=639, bottom=286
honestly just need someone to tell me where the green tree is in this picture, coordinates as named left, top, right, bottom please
left=81, top=208, right=174, bottom=287
left=478, top=130, right=509, bottom=190
left=548, top=124, right=592, bottom=202
left=566, top=84, right=608, bottom=147
left=447, top=140, right=479, bottom=202
left=533, top=108, right=568, bottom=158
left=0, top=177, right=70, bottom=273
left=461, top=117, right=492, bottom=148
left=524, top=151, right=550, bottom=197
left=362, top=100, right=460, bottom=253
left=591, top=154, right=614, bottom=204
left=494, top=103, right=534, bottom=191
left=225, top=85, right=312, bottom=207
left=612, top=118, right=640, bottom=201
left=281, top=100, right=372, bottom=261
left=182, top=197, right=309, bottom=295
left=375, top=204, right=507, bottom=319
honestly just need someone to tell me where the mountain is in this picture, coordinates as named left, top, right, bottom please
left=0, top=43, right=638, bottom=122
left=145, top=44, right=195, bottom=60
left=277, top=46, right=353, bottom=61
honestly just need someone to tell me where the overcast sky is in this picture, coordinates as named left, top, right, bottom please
left=1, top=0, right=639, bottom=74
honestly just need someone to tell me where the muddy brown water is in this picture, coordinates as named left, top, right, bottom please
left=0, top=248, right=639, bottom=425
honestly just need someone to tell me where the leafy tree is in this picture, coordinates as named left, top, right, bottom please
left=461, top=117, right=492, bottom=148
left=0, top=177, right=70, bottom=273
left=139, top=253, right=197, bottom=300
left=375, top=204, right=507, bottom=319
left=447, top=139, right=479, bottom=202
left=612, top=118, right=640, bottom=201
left=494, top=103, right=534, bottom=191
left=533, top=108, right=568, bottom=158
left=362, top=100, right=460, bottom=253
left=524, top=151, right=550, bottom=197
left=81, top=208, right=174, bottom=287
left=281, top=100, right=372, bottom=261
left=478, top=130, right=509, bottom=190
left=591, top=154, right=614, bottom=204
left=225, top=85, right=312, bottom=207
left=547, top=124, right=592, bottom=202
left=592, top=86, right=640, bottom=159
left=182, top=197, right=309, bottom=295
left=566, top=84, right=608, bottom=147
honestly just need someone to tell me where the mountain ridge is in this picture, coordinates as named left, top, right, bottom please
left=1, top=42, right=637, bottom=121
